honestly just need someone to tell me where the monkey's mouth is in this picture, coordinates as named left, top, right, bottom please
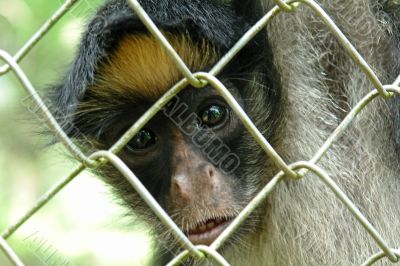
left=186, top=217, right=234, bottom=246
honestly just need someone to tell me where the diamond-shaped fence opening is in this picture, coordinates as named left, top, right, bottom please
left=0, top=0, right=399, bottom=265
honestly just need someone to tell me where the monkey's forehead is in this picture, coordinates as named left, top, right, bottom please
left=92, top=34, right=219, bottom=100
left=52, top=0, right=252, bottom=118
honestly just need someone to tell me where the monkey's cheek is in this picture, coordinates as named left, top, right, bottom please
left=187, top=219, right=232, bottom=246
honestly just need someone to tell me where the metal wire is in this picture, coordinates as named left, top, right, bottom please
left=1, top=164, right=85, bottom=240
left=127, top=0, right=205, bottom=88
left=0, top=237, right=25, bottom=266
left=273, top=0, right=298, bottom=12
left=90, top=151, right=205, bottom=259
left=362, top=249, right=400, bottom=266
left=1, top=0, right=399, bottom=265
left=0, top=0, right=79, bottom=76
left=0, top=51, right=96, bottom=167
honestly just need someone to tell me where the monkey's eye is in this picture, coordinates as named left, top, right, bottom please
left=200, top=104, right=228, bottom=128
left=126, top=128, right=157, bottom=151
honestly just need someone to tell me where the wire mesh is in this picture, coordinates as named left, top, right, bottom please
left=0, top=0, right=399, bottom=265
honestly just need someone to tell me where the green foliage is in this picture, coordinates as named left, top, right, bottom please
left=0, top=1, right=153, bottom=265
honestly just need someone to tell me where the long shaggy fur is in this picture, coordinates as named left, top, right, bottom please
left=50, top=0, right=400, bottom=265
left=223, top=1, right=400, bottom=265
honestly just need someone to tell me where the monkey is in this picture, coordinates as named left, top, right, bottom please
left=49, top=0, right=400, bottom=265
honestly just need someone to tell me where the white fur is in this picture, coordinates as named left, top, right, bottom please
left=224, top=1, right=400, bottom=265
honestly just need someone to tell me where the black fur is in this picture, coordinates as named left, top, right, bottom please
left=50, top=1, right=281, bottom=264
left=52, top=0, right=255, bottom=130
left=379, top=1, right=400, bottom=148
left=48, top=0, right=399, bottom=264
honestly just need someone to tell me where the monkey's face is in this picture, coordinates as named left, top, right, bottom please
left=102, top=85, right=248, bottom=246
left=70, top=31, right=280, bottom=247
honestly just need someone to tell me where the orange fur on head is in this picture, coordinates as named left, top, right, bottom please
left=93, top=34, right=218, bottom=100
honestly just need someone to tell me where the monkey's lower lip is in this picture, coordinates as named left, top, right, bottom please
left=187, top=218, right=233, bottom=246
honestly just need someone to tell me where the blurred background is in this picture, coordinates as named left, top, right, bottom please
left=0, top=0, right=154, bottom=265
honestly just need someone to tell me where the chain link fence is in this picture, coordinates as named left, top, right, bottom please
left=1, top=0, right=400, bottom=265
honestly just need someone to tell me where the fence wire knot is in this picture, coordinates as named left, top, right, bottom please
left=0, top=0, right=399, bottom=265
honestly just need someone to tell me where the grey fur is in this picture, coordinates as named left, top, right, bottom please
left=50, top=0, right=400, bottom=264
left=223, top=1, right=400, bottom=265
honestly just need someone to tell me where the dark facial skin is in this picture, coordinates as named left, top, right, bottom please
left=54, top=0, right=280, bottom=253
left=49, top=0, right=282, bottom=263
left=68, top=28, right=281, bottom=252
left=102, top=85, right=251, bottom=245
left=59, top=51, right=281, bottom=266
left=68, top=37, right=280, bottom=258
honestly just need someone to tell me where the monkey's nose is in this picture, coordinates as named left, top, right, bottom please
left=170, top=163, right=218, bottom=205
left=171, top=174, right=191, bottom=202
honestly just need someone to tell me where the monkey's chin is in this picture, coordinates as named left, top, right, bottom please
left=187, top=218, right=233, bottom=246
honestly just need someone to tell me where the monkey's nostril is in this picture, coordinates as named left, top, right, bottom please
left=208, top=168, right=214, bottom=178
left=171, top=177, right=183, bottom=195
left=171, top=175, right=192, bottom=201
left=173, top=180, right=181, bottom=191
